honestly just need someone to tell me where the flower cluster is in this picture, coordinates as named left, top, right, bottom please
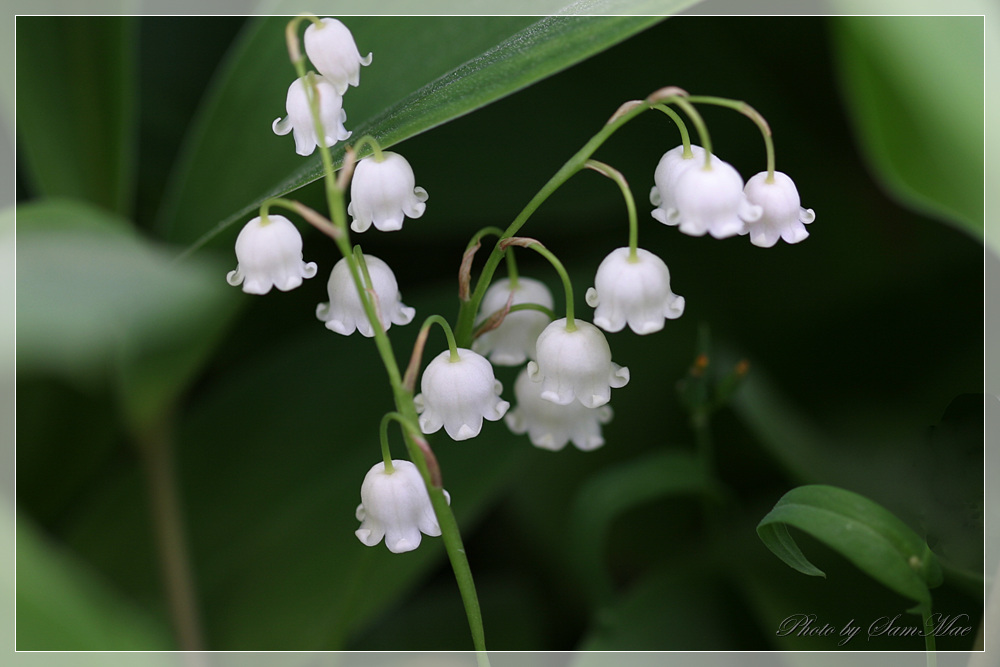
left=272, top=18, right=368, bottom=157
left=230, top=17, right=428, bottom=324
left=230, top=15, right=817, bottom=557
left=650, top=144, right=814, bottom=247
left=224, top=16, right=445, bottom=555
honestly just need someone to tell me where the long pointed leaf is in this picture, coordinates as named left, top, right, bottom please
left=157, top=6, right=696, bottom=252
left=569, top=449, right=721, bottom=604
left=15, top=17, right=137, bottom=216
left=829, top=16, right=984, bottom=244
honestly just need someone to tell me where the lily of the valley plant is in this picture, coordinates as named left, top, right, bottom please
left=228, top=14, right=815, bottom=656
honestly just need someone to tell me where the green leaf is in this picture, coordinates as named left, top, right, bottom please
left=15, top=509, right=172, bottom=650
left=757, top=484, right=943, bottom=609
left=15, top=377, right=121, bottom=526
left=157, top=8, right=694, bottom=249
left=575, top=566, right=743, bottom=651
left=62, top=297, right=524, bottom=650
left=764, top=521, right=826, bottom=578
left=15, top=17, right=137, bottom=216
left=15, top=198, right=239, bottom=429
left=569, top=449, right=720, bottom=604
left=0, top=206, right=14, bottom=376
left=829, top=16, right=984, bottom=244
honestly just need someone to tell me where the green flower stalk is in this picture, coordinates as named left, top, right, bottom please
left=281, top=19, right=491, bottom=659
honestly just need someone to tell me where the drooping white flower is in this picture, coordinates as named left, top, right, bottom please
left=650, top=144, right=705, bottom=226
left=742, top=171, right=816, bottom=248
left=505, top=368, right=613, bottom=451
left=671, top=155, right=762, bottom=239
left=355, top=459, right=449, bottom=554
left=585, top=247, right=685, bottom=334
left=348, top=152, right=428, bottom=233
left=472, top=277, right=554, bottom=365
left=527, top=318, right=629, bottom=409
left=316, top=254, right=415, bottom=336
left=226, top=215, right=317, bottom=295
left=272, top=75, right=351, bottom=156
left=414, top=348, right=510, bottom=441
left=304, top=18, right=372, bottom=95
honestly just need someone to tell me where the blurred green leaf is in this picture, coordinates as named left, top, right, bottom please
left=157, top=8, right=691, bottom=249
left=113, top=286, right=240, bottom=433
left=15, top=199, right=238, bottom=429
left=347, top=573, right=548, bottom=650
left=569, top=449, right=720, bottom=604
left=16, top=17, right=137, bottom=216
left=0, top=206, right=14, bottom=376
left=63, top=313, right=524, bottom=649
left=757, top=484, right=943, bottom=610
left=575, top=566, right=744, bottom=651
left=16, top=378, right=120, bottom=525
left=16, top=511, right=172, bottom=650
left=830, top=16, right=984, bottom=244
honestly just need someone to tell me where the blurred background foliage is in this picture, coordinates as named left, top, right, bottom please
left=15, top=13, right=985, bottom=652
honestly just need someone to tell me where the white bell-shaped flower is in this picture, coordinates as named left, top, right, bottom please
left=414, top=348, right=510, bottom=441
left=316, top=254, right=415, bottom=337
left=742, top=171, right=816, bottom=248
left=226, top=215, right=317, bottom=295
left=472, top=277, right=554, bottom=365
left=672, top=155, right=762, bottom=239
left=527, top=318, right=629, bottom=409
left=355, top=459, right=449, bottom=554
left=272, top=75, right=351, bottom=156
left=304, top=18, right=372, bottom=95
left=650, top=144, right=705, bottom=226
left=505, top=368, right=613, bottom=451
left=348, top=152, right=428, bottom=233
left=585, top=247, right=685, bottom=334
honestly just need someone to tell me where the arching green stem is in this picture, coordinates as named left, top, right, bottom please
left=255, top=197, right=341, bottom=242
left=454, top=99, right=652, bottom=346
left=462, top=226, right=521, bottom=289
left=351, top=134, right=386, bottom=162
left=379, top=412, right=415, bottom=473
left=473, top=301, right=556, bottom=340
left=474, top=302, right=556, bottom=339
left=686, top=95, right=776, bottom=182
left=507, top=302, right=554, bottom=318
left=511, top=241, right=576, bottom=331
left=664, top=96, right=713, bottom=168
left=258, top=197, right=299, bottom=223
left=653, top=104, right=693, bottom=157
left=282, top=13, right=323, bottom=65
left=421, top=314, right=461, bottom=363
left=460, top=227, right=507, bottom=301
left=465, top=226, right=506, bottom=253
left=586, top=160, right=639, bottom=261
